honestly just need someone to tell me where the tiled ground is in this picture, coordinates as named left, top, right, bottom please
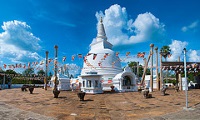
left=0, top=87, right=200, bottom=120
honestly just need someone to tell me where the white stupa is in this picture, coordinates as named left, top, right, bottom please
left=79, top=18, right=137, bottom=93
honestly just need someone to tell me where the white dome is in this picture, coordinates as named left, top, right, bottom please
left=81, top=48, right=122, bottom=76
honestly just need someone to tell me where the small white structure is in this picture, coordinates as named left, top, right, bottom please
left=50, top=74, right=71, bottom=91
left=112, top=66, right=137, bottom=92
left=70, top=78, right=81, bottom=91
left=80, top=71, right=103, bottom=94
left=145, top=75, right=157, bottom=91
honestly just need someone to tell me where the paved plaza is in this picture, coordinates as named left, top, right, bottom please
left=0, top=88, right=200, bottom=120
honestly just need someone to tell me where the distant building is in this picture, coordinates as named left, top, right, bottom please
left=144, top=75, right=157, bottom=91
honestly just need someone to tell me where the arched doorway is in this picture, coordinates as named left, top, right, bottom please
left=123, top=76, right=131, bottom=89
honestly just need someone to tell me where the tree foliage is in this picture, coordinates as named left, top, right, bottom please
left=5, top=70, right=17, bottom=75
left=22, top=68, right=34, bottom=76
left=37, top=70, right=45, bottom=76
left=128, top=61, right=150, bottom=77
left=160, top=45, right=171, bottom=61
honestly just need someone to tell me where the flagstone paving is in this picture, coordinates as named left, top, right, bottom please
left=0, top=87, right=200, bottom=120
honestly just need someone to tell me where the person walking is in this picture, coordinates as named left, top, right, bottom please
left=8, top=81, right=11, bottom=89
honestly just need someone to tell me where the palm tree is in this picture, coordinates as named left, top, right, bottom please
left=160, top=45, right=171, bottom=61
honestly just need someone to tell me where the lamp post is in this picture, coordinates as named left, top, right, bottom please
left=183, top=48, right=188, bottom=108
left=53, top=45, right=60, bottom=98
left=44, top=51, right=49, bottom=90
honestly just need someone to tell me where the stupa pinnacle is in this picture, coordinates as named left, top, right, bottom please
left=96, top=17, right=107, bottom=42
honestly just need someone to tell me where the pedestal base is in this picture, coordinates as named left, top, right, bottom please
left=53, top=90, right=60, bottom=98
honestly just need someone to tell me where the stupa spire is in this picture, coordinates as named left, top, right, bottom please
left=96, top=17, right=107, bottom=41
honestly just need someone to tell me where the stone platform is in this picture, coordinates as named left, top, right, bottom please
left=0, top=88, right=200, bottom=120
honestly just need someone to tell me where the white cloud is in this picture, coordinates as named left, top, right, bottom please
left=167, top=40, right=200, bottom=62
left=188, top=50, right=200, bottom=62
left=132, top=12, right=165, bottom=43
left=0, top=20, right=42, bottom=63
left=66, top=63, right=81, bottom=77
left=181, top=20, right=199, bottom=32
left=168, top=40, right=188, bottom=61
left=95, top=4, right=166, bottom=46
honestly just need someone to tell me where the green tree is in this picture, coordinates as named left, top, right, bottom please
left=5, top=70, right=17, bottom=84
left=0, top=70, right=5, bottom=84
left=22, top=68, right=34, bottom=76
left=187, top=72, right=194, bottom=82
left=5, top=69, right=17, bottom=75
left=160, top=45, right=171, bottom=61
left=128, top=61, right=137, bottom=75
left=128, top=61, right=150, bottom=77
left=37, top=70, right=45, bottom=76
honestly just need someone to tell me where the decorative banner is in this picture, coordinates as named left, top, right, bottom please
left=84, top=56, right=95, bottom=68
left=62, top=56, right=66, bottom=62
left=103, top=53, right=109, bottom=60
left=48, top=59, right=52, bottom=63
left=168, top=54, right=172, bottom=58
left=192, top=63, right=199, bottom=68
left=126, top=52, right=130, bottom=56
left=78, top=54, right=82, bottom=58
left=28, top=62, right=30, bottom=68
left=93, top=54, right=97, bottom=60
left=116, top=52, right=119, bottom=56
left=71, top=55, right=75, bottom=61
left=54, top=59, right=58, bottom=65
left=101, top=80, right=104, bottom=83
left=40, top=61, right=44, bottom=65
left=87, top=53, right=92, bottom=56
left=187, top=65, right=191, bottom=68
left=86, top=60, right=93, bottom=67
left=108, top=78, right=113, bottom=83
left=12, top=65, right=15, bottom=69
left=76, top=79, right=79, bottom=83
left=137, top=52, right=145, bottom=58
left=84, top=56, right=87, bottom=63
left=18, top=63, right=22, bottom=68
left=23, top=64, right=26, bottom=69
left=98, top=61, right=103, bottom=67
left=15, top=63, right=18, bottom=68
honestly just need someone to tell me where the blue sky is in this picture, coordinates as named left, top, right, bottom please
left=0, top=0, right=200, bottom=74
